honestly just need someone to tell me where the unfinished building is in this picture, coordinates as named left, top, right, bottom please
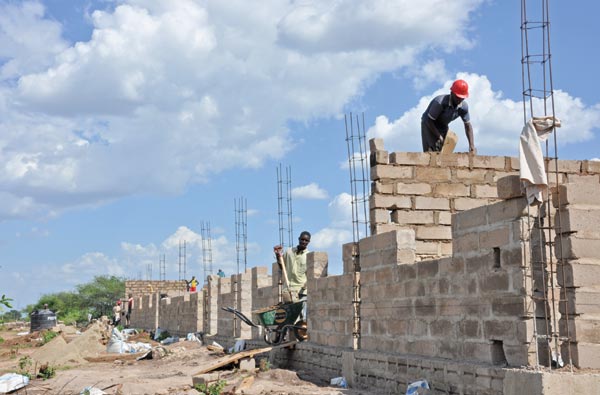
left=126, top=140, right=600, bottom=394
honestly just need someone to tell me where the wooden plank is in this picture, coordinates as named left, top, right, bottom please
left=193, top=341, right=296, bottom=375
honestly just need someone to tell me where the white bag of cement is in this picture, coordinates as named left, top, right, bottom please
left=80, top=386, right=106, bottom=395
left=406, top=379, right=430, bottom=395
left=0, top=373, right=29, bottom=393
left=330, top=377, right=347, bottom=388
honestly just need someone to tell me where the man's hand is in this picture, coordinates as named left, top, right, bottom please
left=273, top=245, right=283, bottom=258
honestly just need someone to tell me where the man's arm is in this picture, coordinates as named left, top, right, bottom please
left=464, top=122, right=476, bottom=153
left=425, top=117, right=444, bottom=146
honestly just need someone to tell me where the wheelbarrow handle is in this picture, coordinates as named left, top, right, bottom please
left=221, top=306, right=259, bottom=328
left=275, top=246, right=294, bottom=301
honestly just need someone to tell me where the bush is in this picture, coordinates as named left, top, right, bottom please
left=194, top=380, right=226, bottom=395
left=41, top=330, right=59, bottom=345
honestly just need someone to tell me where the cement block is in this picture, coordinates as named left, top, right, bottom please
left=372, top=181, right=394, bottom=194
left=546, top=158, right=582, bottom=174
left=416, top=225, right=452, bottom=240
left=454, top=197, right=488, bottom=211
left=370, top=194, right=412, bottom=209
left=472, top=155, right=506, bottom=170
left=487, top=197, right=529, bottom=224
left=415, top=166, right=452, bottom=182
left=371, top=150, right=389, bottom=165
left=389, top=152, right=430, bottom=166
left=559, top=317, right=600, bottom=343
left=557, top=260, right=600, bottom=288
left=553, top=182, right=600, bottom=208
left=371, top=164, right=414, bottom=181
left=479, top=225, right=510, bottom=249
left=455, top=169, right=488, bottom=183
left=453, top=232, right=479, bottom=255
left=432, top=152, right=470, bottom=168
left=370, top=208, right=391, bottom=224
left=497, top=175, right=523, bottom=200
left=437, top=211, right=452, bottom=225
left=415, top=196, right=450, bottom=210
left=584, top=159, right=600, bottom=173
left=239, top=357, right=256, bottom=372
left=396, top=182, right=432, bottom=195
left=369, top=138, right=384, bottom=151
left=563, top=342, right=600, bottom=369
left=472, top=184, right=499, bottom=199
left=557, top=237, right=600, bottom=260
left=560, top=288, right=600, bottom=315
left=434, top=183, right=470, bottom=197
left=556, top=207, right=600, bottom=237
left=392, top=210, right=435, bottom=225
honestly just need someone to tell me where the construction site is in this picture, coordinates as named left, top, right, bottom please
left=2, top=1, right=600, bottom=395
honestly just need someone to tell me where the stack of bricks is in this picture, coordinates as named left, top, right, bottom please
left=125, top=280, right=187, bottom=298
left=369, top=138, right=600, bottom=261
left=555, top=182, right=600, bottom=368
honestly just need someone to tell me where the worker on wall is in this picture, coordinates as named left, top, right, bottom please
left=421, top=79, right=476, bottom=153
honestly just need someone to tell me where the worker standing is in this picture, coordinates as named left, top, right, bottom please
left=112, top=300, right=122, bottom=326
left=274, top=231, right=311, bottom=303
left=125, top=294, right=134, bottom=327
left=421, top=79, right=476, bottom=153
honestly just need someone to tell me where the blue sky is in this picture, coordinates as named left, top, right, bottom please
left=1, top=0, right=599, bottom=310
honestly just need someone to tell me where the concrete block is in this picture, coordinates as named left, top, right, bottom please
left=370, top=194, right=412, bottom=209
left=479, top=225, right=510, bottom=249
left=369, top=138, right=384, bottom=151
left=417, top=260, right=439, bottom=278
left=553, top=182, right=600, bottom=208
left=432, top=152, right=470, bottom=168
left=483, top=320, right=515, bottom=340
left=371, top=150, right=389, bottom=165
left=371, top=164, right=414, bottom=180
left=392, top=210, right=435, bottom=225
left=416, top=225, right=452, bottom=240
left=307, top=251, right=328, bottom=279
left=239, top=357, right=256, bottom=371
left=462, top=341, right=493, bottom=363
left=454, top=197, right=488, bottom=211
left=473, top=155, right=507, bottom=170
left=557, top=237, right=600, bottom=260
left=491, top=296, right=528, bottom=317
left=342, top=242, right=359, bottom=274
left=453, top=232, right=479, bottom=255
left=472, top=184, right=499, bottom=199
left=416, top=240, right=441, bottom=255
left=389, top=152, right=430, bottom=166
left=546, top=158, right=582, bottom=174
left=459, top=320, right=481, bottom=339
left=415, top=196, right=450, bottom=210
left=396, top=182, right=432, bottom=195
left=370, top=208, right=390, bottom=224
left=563, top=342, right=600, bottom=369
left=372, top=181, right=394, bottom=194
left=452, top=205, right=488, bottom=231
left=480, top=271, right=510, bottom=292
left=560, top=288, right=600, bottom=315
left=487, top=198, right=529, bottom=224
left=455, top=169, right=488, bottom=183
left=556, top=207, right=600, bottom=237
left=509, top=156, right=520, bottom=171
left=415, top=166, right=452, bottom=182
left=434, top=183, right=470, bottom=197
left=497, top=175, right=523, bottom=200
left=557, top=260, right=600, bottom=288
left=564, top=174, right=600, bottom=184
left=584, top=159, right=600, bottom=173
left=559, top=317, right=600, bottom=343
left=437, top=211, right=452, bottom=225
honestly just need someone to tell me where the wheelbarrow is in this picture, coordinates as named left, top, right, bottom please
left=222, top=300, right=308, bottom=345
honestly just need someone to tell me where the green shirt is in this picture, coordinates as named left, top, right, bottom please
left=283, top=247, right=308, bottom=292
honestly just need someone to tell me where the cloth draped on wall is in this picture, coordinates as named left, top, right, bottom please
left=519, top=116, right=562, bottom=206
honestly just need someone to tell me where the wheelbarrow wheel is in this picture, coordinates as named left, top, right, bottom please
left=293, top=320, right=308, bottom=342
left=263, top=329, right=281, bottom=345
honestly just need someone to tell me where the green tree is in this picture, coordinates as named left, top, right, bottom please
left=0, top=294, right=13, bottom=309
left=76, top=276, right=125, bottom=318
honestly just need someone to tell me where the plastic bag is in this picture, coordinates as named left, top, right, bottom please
left=406, top=379, right=430, bottom=395
left=330, top=377, right=347, bottom=388
left=0, top=373, right=29, bottom=393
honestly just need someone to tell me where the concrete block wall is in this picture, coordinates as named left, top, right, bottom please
left=554, top=182, right=600, bottom=368
left=125, top=280, right=187, bottom=299
left=369, top=139, right=600, bottom=261
left=156, top=292, right=202, bottom=337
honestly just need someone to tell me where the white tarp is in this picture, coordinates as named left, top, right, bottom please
left=0, top=373, right=29, bottom=393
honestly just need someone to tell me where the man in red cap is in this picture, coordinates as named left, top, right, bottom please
left=421, top=79, right=475, bottom=153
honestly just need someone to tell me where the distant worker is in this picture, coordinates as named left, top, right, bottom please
left=421, top=79, right=475, bottom=153
left=274, top=231, right=311, bottom=303
left=188, top=276, right=198, bottom=292
left=125, top=293, right=134, bottom=327
left=217, top=269, right=225, bottom=278
left=113, top=300, right=122, bottom=326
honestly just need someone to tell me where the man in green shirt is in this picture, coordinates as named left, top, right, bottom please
left=274, top=231, right=311, bottom=302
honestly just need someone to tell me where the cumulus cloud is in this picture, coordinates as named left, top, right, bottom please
left=368, top=73, right=600, bottom=155
left=311, top=193, right=355, bottom=251
left=0, top=0, right=486, bottom=221
left=292, top=183, right=329, bottom=199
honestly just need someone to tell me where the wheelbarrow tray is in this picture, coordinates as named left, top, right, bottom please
left=253, top=301, right=304, bottom=327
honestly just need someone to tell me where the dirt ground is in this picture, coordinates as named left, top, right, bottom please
left=0, top=322, right=375, bottom=395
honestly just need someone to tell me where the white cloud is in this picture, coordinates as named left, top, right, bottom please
left=407, top=59, right=450, bottom=91
left=292, top=183, right=329, bottom=200
left=368, top=73, right=600, bottom=155
left=0, top=0, right=487, bottom=221
left=311, top=193, right=355, bottom=250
